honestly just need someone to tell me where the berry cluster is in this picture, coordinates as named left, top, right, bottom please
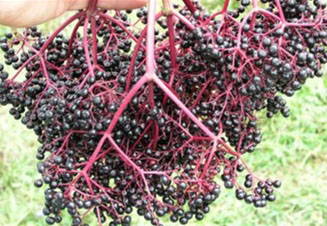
left=0, top=0, right=326, bottom=225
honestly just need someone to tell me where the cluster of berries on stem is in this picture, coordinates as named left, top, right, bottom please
left=0, top=0, right=326, bottom=225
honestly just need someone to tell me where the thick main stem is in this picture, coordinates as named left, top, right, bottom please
left=87, top=0, right=99, bottom=13
left=125, top=12, right=163, bottom=91
left=146, top=0, right=157, bottom=75
left=79, top=0, right=159, bottom=178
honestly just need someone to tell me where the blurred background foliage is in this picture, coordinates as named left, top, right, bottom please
left=0, top=0, right=326, bottom=225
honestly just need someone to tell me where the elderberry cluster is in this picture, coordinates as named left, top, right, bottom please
left=0, top=0, right=326, bottom=225
left=174, top=0, right=327, bottom=153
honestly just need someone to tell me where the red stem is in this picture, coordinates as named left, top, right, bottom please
left=162, top=14, right=177, bottom=105
left=81, top=134, right=108, bottom=174
left=152, top=75, right=216, bottom=140
left=99, top=13, right=146, bottom=49
left=200, top=139, right=218, bottom=179
left=222, top=0, right=230, bottom=14
left=39, top=12, right=84, bottom=53
left=106, top=76, right=149, bottom=135
left=67, top=17, right=84, bottom=57
left=125, top=12, right=163, bottom=91
left=87, top=0, right=98, bottom=13
left=273, top=0, right=286, bottom=23
left=125, top=29, right=147, bottom=91
left=182, top=0, right=197, bottom=13
left=108, top=136, right=151, bottom=195
left=172, top=10, right=195, bottom=30
left=146, top=0, right=157, bottom=75
left=83, top=16, right=95, bottom=78
left=90, top=16, right=98, bottom=65
left=166, top=15, right=177, bottom=78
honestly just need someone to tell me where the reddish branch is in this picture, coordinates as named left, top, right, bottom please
left=2, top=0, right=327, bottom=225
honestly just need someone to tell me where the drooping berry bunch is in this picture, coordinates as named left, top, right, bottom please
left=174, top=0, right=327, bottom=151
left=0, top=0, right=326, bottom=225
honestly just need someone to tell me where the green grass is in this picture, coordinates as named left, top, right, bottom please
left=0, top=3, right=327, bottom=226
